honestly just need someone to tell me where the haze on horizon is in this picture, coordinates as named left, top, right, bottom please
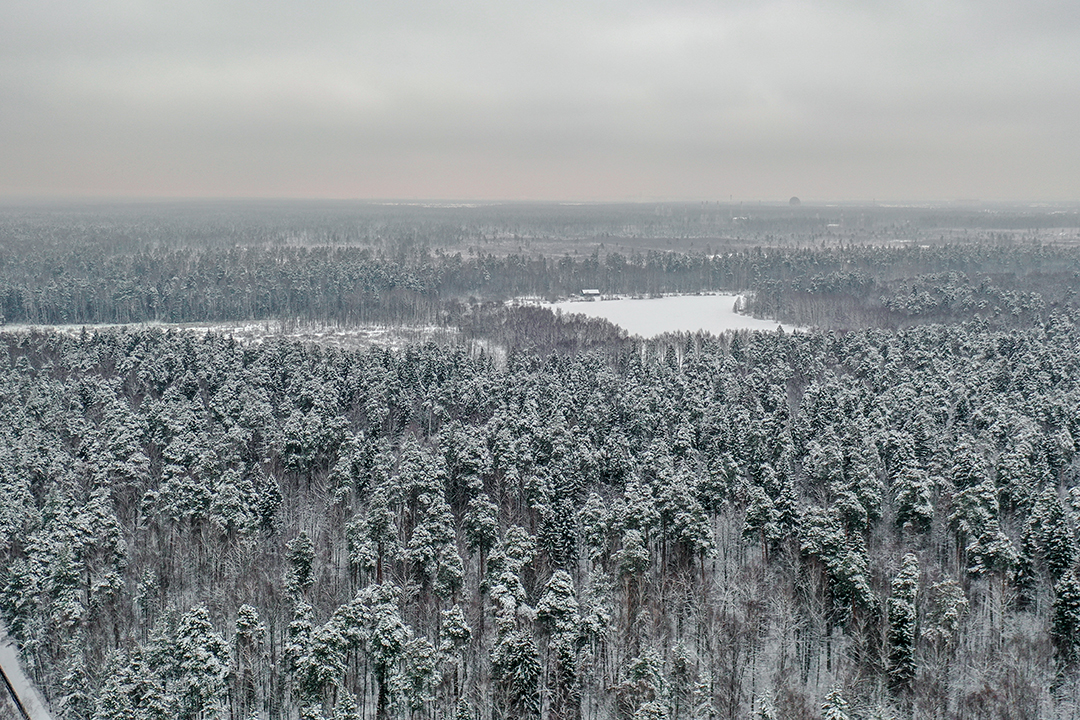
left=2, top=0, right=1078, bottom=203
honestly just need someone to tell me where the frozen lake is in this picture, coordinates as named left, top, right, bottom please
left=544, top=294, right=796, bottom=338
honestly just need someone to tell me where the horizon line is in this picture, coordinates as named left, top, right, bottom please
left=2, top=195, right=1078, bottom=208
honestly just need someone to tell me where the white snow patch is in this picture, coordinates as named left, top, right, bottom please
left=535, top=294, right=801, bottom=338
left=0, top=321, right=459, bottom=351
left=0, top=626, right=53, bottom=720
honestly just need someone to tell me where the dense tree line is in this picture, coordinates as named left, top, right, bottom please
left=3, top=321, right=1080, bottom=719
left=6, top=236, right=1080, bottom=332
left=13, top=200, right=1068, bottom=257
left=1, top=200, right=1077, bottom=331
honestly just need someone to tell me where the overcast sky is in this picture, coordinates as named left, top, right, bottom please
left=2, top=0, right=1078, bottom=202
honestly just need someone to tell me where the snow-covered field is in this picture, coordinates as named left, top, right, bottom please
left=541, top=293, right=799, bottom=337
left=1, top=296, right=796, bottom=351
left=0, top=321, right=458, bottom=351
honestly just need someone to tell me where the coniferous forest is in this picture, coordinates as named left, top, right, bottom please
left=2, top=202, right=1080, bottom=720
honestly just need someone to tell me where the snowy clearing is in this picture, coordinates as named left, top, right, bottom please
left=538, top=293, right=799, bottom=337
left=0, top=321, right=459, bottom=351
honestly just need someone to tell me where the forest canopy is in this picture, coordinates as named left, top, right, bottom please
left=3, top=201, right=1080, bottom=720
left=2, top=321, right=1080, bottom=719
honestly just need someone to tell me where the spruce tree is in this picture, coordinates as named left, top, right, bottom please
left=492, top=630, right=541, bottom=720
left=756, top=691, right=777, bottom=720
left=1015, top=521, right=1041, bottom=610
left=821, top=687, right=851, bottom=720
left=1051, top=573, right=1080, bottom=674
left=1037, top=488, right=1075, bottom=583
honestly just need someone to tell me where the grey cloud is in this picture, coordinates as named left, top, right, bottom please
left=1, top=0, right=1078, bottom=199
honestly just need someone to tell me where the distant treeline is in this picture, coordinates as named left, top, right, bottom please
left=4, top=240, right=1080, bottom=331
left=3, top=201, right=1076, bottom=253
left=0, top=245, right=742, bottom=325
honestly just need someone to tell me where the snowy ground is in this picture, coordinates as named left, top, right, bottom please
left=1, top=296, right=797, bottom=352
left=534, top=293, right=802, bottom=337
left=0, top=626, right=53, bottom=720
left=0, top=320, right=459, bottom=351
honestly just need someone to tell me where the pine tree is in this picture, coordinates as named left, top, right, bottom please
left=849, top=443, right=884, bottom=526
left=439, top=605, right=471, bottom=706
left=888, top=553, right=919, bottom=697
left=537, top=570, right=580, bottom=637
left=285, top=530, right=316, bottom=596
left=365, top=585, right=411, bottom=720
left=407, top=493, right=462, bottom=598
left=487, top=538, right=534, bottom=635
left=613, top=651, right=664, bottom=720
left=949, top=435, right=989, bottom=492
left=578, top=493, right=611, bottom=564
left=800, top=508, right=874, bottom=621
left=171, top=605, right=229, bottom=720
left=996, top=440, right=1038, bottom=513
left=439, top=604, right=472, bottom=654
left=655, top=472, right=713, bottom=572
left=633, top=701, right=667, bottom=720
left=615, top=528, right=649, bottom=625
left=922, top=578, right=968, bottom=652
left=332, top=691, right=361, bottom=720
left=538, top=570, right=582, bottom=720
left=464, top=493, right=499, bottom=558
left=208, top=469, right=258, bottom=538
left=894, top=464, right=934, bottom=533
left=742, top=485, right=778, bottom=557
left=698, top=451, right=739, bottom=516
left=285, top=602, right=318, bottom=707
left=347, top=488, right=399, bottom=585
left=402, top=636, right=438, bottom=713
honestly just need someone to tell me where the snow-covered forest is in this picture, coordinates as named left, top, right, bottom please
left=3, top=202, right=1080, bottom=720
left=3, top=322, right=1080, bottom=719
left=3, top=202, right=1080, bottom=333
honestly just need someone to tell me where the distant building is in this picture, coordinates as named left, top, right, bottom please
left=789, top=196, right=801, bottom=206
left=581, top=289, right=600, bottom=300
